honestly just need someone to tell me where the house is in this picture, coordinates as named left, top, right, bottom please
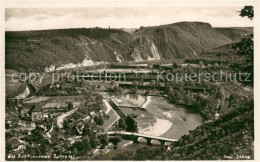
left=75, top=87, right=86, bottom=93
left=21, top=108, right=32, bottom=119
left=12, top=144, right=26, bottom=152
left=18, top=120, right=36, bottom=130
left=215, top=113, right=220, bottom=119
left=99, top=110, right=104, bottom=116
left=82, top=115, right=91, bottom=123
left=89, top=111, right=96, bottom=117
left=53, top=144, right=63, bottom=151
left=31, top=105, right=51, bottom=121
left=75, top=120, right=85, bottom=134
left=50, top=84, right=60, bottom=89
left=7, top=137, right=30, bottom=153
left=31, top=106, right=44, bottom=121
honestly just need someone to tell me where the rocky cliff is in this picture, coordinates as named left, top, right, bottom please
left=5, top=22, right=253, bottom=72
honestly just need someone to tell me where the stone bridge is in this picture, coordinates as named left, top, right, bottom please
left=107, top=131, right=177, bottom=146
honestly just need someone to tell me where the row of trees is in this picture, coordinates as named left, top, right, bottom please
left=166, top=84, right=225, bottom=120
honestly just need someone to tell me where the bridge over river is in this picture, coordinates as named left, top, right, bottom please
left=106, top=131, right=177, bottom=146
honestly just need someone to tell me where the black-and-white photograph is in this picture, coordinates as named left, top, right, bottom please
left=3, top=1, right=256, bottom=160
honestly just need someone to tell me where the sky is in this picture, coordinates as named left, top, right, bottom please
left=5, top=7, right=253, bottom=31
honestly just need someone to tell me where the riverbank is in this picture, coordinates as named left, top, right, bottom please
left=102, top=93, right=202, bottom=140
left=138, top=117, right=172, bottom=137
left=139, top=96, right=173, bottom=137
left=141, top=96, right=151, bottom=108
left=140, top=96, right=202, bottom=139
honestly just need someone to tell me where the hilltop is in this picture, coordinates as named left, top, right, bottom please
left=5, top=22, right=253, bottom=72
left=214, top=27, right=253, bottom=42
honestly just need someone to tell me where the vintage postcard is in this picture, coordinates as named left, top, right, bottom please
left=1, top=0, right=259, bottom=161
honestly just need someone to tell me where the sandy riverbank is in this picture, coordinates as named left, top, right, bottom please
left=141, top=96, right=151, bottom=108
left=162, top=112, right=173, bottom=118
left=139, top=96, right=173, bottom=137
left=138, top=117, right=172, bottom=137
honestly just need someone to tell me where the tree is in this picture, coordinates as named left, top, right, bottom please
left=150, top=80, right=156, bottom=90
left=111, top=81, right=115, bottom=85
left=164, top=81, right=170, bottom=93
left=239, top=6, right=254, bottom=20
left=118, top=118, right=127, bottom=130
left=199, top=61, right=204, bottom=68
left=140, top=77, right=144, bottom=85
left=216, top=86, right=225, bottom=100
left=6, top=141, right=12, bottom=156
left=90, top=136, right=98, bottom=149
left=82, top=123, right=91, bottom=136
left=114, top=86, right=123, bottom=94
left=94, top=116, right=104, bottom=126
left=132, top=81, right=139, bottom=86
left=68, top=102, right=73, bottom=110
left=99, top=134, right=109, bottom=146
left=82, top=136, right=91, bottom=151
left=113, top=151, right=133, bottom=160
left=63, top=119, right=69, bottom=129
left=130, top=87, right=138, bottom=94
left=233, top=33, right=253, bottom=63
left=173, top=62, right=178, bottom=68
left=144, top=90, right=150, bottom=96
left=109, top=136, right=121, bottom=145
left=232, top=6, right=254, bottom=85
left=5, top=123, right=10, bottom=129
left=73, top=141, right=88, bottom=155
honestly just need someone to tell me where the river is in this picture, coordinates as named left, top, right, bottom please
left=99, top=93, right=202, bottom=159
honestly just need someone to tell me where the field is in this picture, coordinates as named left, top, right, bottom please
left=23, top=96, right=50, bottom=104
left=83, top=68, right=153, bottom=73
left=5, top=69, right=23, bottom=95
left=42, top=101, right=82, bottom=109
left=219, top=82, right=253, bottom=97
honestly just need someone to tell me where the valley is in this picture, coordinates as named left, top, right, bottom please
left=5, top=12, right=254, bottom=160
left=5, top=60, right=253, bottom=160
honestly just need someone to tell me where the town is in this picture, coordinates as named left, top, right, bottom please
left=6, top=59, right=253, bottom=160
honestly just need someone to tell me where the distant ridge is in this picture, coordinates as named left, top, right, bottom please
left=214, top=27, right=253, bottom=42
left=5, top=21, right=252, bottom=72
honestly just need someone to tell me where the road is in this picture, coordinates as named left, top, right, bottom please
left=46, top=122, right=54, bottom=138
left=57, top=108, right=78, bottom=128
